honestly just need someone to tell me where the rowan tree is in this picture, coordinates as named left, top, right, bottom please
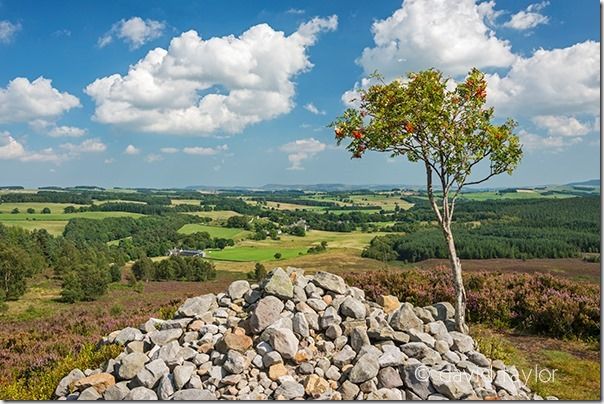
left=331, top=68, right=522, bottom=331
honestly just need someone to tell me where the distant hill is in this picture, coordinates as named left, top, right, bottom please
left=186, top=183, right=420, bottom=192
left=186, top=180, right=602, bottom=193
left=567, top=179, right=600, bottom=188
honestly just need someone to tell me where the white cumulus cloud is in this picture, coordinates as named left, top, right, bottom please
left=182, top=145, right=228, bottom=156
left=160, top=147, right=179, bottom=154
left=503, top=2, right=549, bottom=30
left=0, top=77, right=80, bottom=124
left=60, top=138, right=107, bottom=155
left=124, top=144, right=141, bottom=155
left=98, top=17, right=165, bottom=49
left=145, top=153, right=163, bottom=163
left=304, top=102, right=325, bottom=115
left=487, top=41, right=600, bottom=118
left=280, top=137, right=326, bottom=170
left=0, top=132, right=26, bottom=160
left=532, top=115, right=592, bottom=137
left=519, top=130, right=582, bottom=152
left=357, top=0, right=515, bottom=80
left=0, top=20, right=21, bottom=44
left=0, top=132, right=63, bottom=163
left=0, top=133, right=106, bottom=163
left=86, top=16, right=338, bottom=136
left=48, top=125, right=87, bottom=137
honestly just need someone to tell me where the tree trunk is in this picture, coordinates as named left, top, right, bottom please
left=443, top=224, right=467, bottom=333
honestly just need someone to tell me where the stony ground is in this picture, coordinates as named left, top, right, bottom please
left=54, top=267, right=558, bottom=400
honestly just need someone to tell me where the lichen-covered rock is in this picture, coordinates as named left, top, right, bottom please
left=172, top=389, right=217, bottom=400
left=228, top=280, right=251, bottom=300
left=175, top=294, right=216, bottom=318
left=250, top=295, right=284, bottom=333
left=312, top=271, right=347, bottom=294
left=55, top=368, right=85, bottom=397
left=348, top=354, right=379, bottom=383
left=113, top=327, right=143, bottom=345
left=270, top=328, right=299, bottom=359
left=117, top=352, right=149, bottom=380
left=124, top=386, right=157, bottom=400
left=390, top=302, right=424, bottom=331
left=264, top=268, right=294, bottom=299
left=430, top=369, right=474, bottom=399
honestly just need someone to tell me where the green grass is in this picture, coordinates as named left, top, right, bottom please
left=0, top=220, right=68, bottom=235
left=260, top=201, right=327, bottom=212
left=93, top=199, right=146, bottom=205
left=0, top=211, right=142, bottom=221
left=0, top=202, right=87, bottom=213
left=240, top=229, right=388, bottom=250
left=472, top=326, right=600, bottom=400
left=177, top=223, right=249, bottom=239
left=348, top=194, right=414, bottom=210
left=171, top=198, right=202, bottom=206
left=203, top=229, right=387, bottom=264
left=184, top=210, right=242, bottom=221
left=0, top=343, right=123, bottom=400
left=0, top=211, right=143, bottom=235
left=328, top=208, right=383, bottom=215
left=531, top=350, right=600, bottom=400
left=205, top=246, right=308, bottom=262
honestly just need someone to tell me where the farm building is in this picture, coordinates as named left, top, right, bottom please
left=168, top=248, right=206, bottom=257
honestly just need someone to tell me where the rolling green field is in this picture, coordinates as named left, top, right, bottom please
left=205, top=246, right=308, bottom=261
left=240, top=229, right=389, bottom=251
left=94, top=199, right=146, bottom=205
left=171, top=199, right=202, bottom=206
left=0, top=211, right=143, bottom=221
left=261, top=201, right=326, bottom=211
left=347, top=194, right=414, bottom=210
left=185, top=210, right=241, bottom=221
left=0, top=211, right=143, bottom=235
left=328, top=208, right=383, bottom=215
left=0, top=202, right=87, bottom=213
left=1, top=220, right=69, bottom=236
left=177, top=223, right=249, bottom=239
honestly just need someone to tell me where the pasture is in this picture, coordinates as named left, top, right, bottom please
left=0, top=211, right=143, bottom=235
left=204, top=229, right=391, bottom=265
left=261, top=201, right=326, bottom=211
left=205, top=246, right=308, bottom=262
left=347, top=193, right=414, bottom=210
left=1, top=220, right=68, bottom=236
left=0, top=202, right=87, bottom=213
left=243, top=229, right=388, bottom=250
left=0, top=211, right=143, bottom=221
left=185, top=210, right=242, bottom=221
left=170, top=199, right=202, bottom=206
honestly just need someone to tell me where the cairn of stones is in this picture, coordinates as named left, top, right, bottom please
left=55, top=267, right=556, bottom=400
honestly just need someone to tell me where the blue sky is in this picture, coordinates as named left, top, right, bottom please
left=0, top=0, right=599, bottom=188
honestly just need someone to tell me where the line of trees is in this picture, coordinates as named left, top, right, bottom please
left=131, top=256, right=216, bottom=282
left=64, top=215, right=234, bottom=260
left=363, top=197, right=600, bottom=262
